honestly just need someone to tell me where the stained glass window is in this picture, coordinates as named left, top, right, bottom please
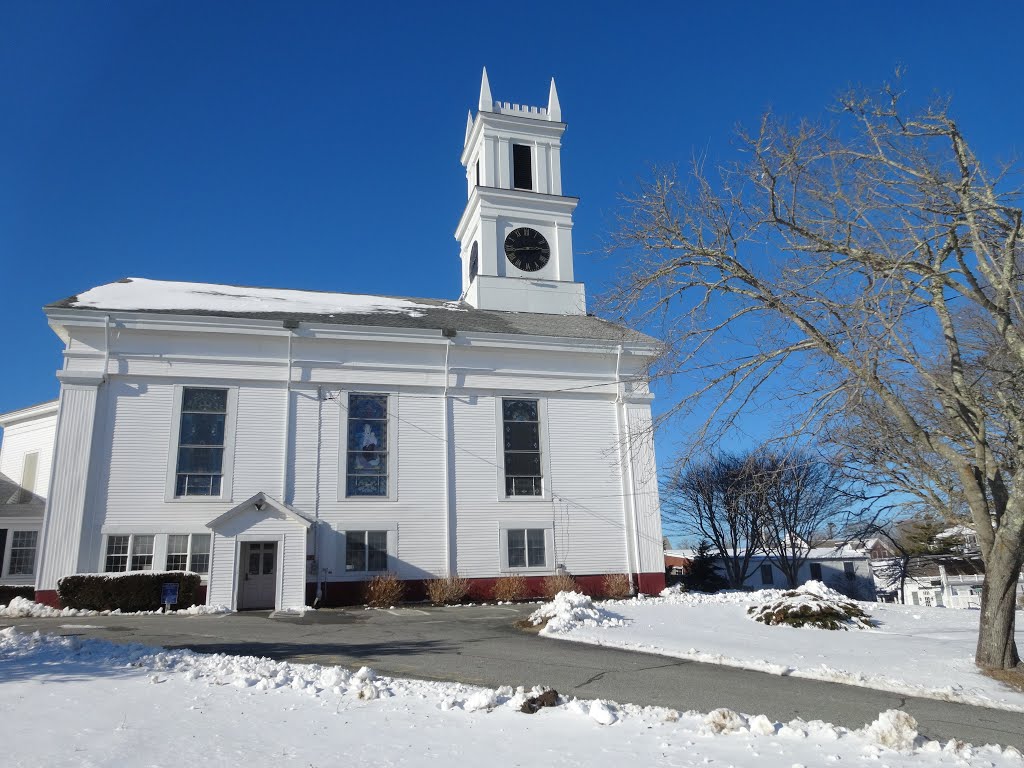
left=503, top=399, right=542, bottom=496
left=175, top=387, right=227, bottom=497
left=346, top=394, right=388, bottom=496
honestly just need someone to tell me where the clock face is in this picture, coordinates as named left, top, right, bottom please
left=469, top=242, right=479, bottom=282
left=504, top=227, right=550, bottom=273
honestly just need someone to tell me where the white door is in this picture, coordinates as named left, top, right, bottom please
left=239, top=542, right=277, bottom=609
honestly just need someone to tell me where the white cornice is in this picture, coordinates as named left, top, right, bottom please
left=0, top=399, right=59, bottom=427
left=47, top=307, right=657, bottom=356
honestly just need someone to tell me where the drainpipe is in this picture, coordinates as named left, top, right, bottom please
left=314, top=385, right=323, bottom=606
left=103, top=315, right=111, bottom=378
left=441, top=330, right=456, bottom=577
left=614, top=345, right=636, bottom=593
left=280, top=321, right=297, bottom=502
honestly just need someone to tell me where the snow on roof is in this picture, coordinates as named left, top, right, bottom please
left=68, top=277, right=457, bottom=319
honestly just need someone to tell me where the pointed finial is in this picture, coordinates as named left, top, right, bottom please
left=464, top=110, right=474, bottom=146
left=547, top=77, right=561, bottom=122
left=479, top=67, right=493, bottom=112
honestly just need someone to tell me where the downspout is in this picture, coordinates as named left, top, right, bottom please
left=314, top=385, right=323, bottom=606
left=280, top=322, right=296, bottom=501
left=614, top=344, right=636, bottom=593
left=441, top=331, right=455, bottom=577
left=103, top=315, right=111, bottom=378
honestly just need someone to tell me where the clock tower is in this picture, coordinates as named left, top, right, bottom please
left=454, top=69, right=586, bottom=315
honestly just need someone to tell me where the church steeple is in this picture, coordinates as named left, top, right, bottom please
left=454, top=70, right=586, bottom=315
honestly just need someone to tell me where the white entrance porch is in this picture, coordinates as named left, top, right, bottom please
left=206, top=492, right=311, bottom=612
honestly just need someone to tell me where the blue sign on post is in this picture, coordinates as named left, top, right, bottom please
left=161, top=582, right=179, bottom=609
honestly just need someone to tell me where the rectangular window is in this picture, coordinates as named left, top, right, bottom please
left=165, top=533, right=211, bottom=574
left=8, top=531, right=38, bottom=576
left=345, top=530, right=389, bottom=572
left=809, top=562, right=822, bottom=581
left=503, top=399, right=542, bottom=496
left=843, top=561, right=856, bottom=579
left=512, top=144, right=533, bottom=190
left=105, top=535, right=130, bottom=572
left=506, top=528, right=546, bottom=569
left=104, top=534, right=156, bottom=573
left=760, top=564, right=774, bottom=585
left=166, top=535, right=189, bottom=571
left=346, top=394, right=389, bottom=497
left=475, top=159, right=481, bottom=187
left=175, top=387, right=228, bottom=497
left=190, top=533, right=211, bottom=574
left=130, top=535, right=154, bottom=571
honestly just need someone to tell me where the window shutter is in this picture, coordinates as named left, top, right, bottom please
left=512, top=144, right=533, bottom=190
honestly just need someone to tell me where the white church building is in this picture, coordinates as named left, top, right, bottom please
left=22, top=71, right=665, bottom=610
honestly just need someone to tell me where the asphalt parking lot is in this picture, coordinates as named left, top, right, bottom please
left=4, top=603, right=1023, bottom=750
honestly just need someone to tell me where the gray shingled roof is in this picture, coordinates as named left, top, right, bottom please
left=48, top=279, right=656, bottom=344
left=0, top=472, right=44, bottom=519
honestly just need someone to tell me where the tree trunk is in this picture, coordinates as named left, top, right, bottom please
left=975, top=550, right=1022, bottom=669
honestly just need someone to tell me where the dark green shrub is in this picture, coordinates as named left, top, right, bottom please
left=58, top=572, right=202, bottom=612
left=0, top=586, right=34, bottom=605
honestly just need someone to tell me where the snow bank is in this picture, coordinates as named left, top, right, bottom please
left=0, top=596, right=100, bottom=618
left=535, top=589, right=1024, bottom=712
left=71, top=277, right=462, bottom=318
left=1, top=627, right=1020, bottom=766
left=0, top=597, right=231, bottom=618
left=529, top=591, right=627, bottom=633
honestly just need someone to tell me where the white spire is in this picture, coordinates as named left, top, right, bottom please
left=464, top=110, right=474, bottom=146
left=547, top=77, right=561, bottom=122
left=478, top=67, right=493, bottom=112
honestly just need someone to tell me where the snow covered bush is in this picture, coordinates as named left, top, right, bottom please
left=747, top=581, right=874, bottom=630
left=529, top=591, right=627, bottom=633
left=425, top=575, right=471, bottom=605
left=542, top=573, right=578, bottom=598
left=58, top=572, right=202, bottom=612
left=363, top=572, right=405, bottom=607
left=601, top=573, right=632, bottom=599
left=492, top=574, right=528, bottom=602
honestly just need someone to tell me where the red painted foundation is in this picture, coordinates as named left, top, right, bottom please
left=34, top=589, right=60, bottom=608
left=306, top=572, right=667, bottom=607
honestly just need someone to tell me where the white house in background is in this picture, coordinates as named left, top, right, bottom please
left=0, top=400, right=58, bottom=586
left=31, top=70, right=666, bottom=611
left=873, top=554, right=1024, bottom=609
left=740, top=543, right=876, bottom=600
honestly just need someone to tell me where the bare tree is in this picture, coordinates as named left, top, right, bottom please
left=756, top=453, right=851, bottom=588
left=662, top=454, right=764, bottom=588
left=608, top=86, right=1024, bottom=670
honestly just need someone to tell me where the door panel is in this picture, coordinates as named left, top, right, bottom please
left=239, top=542, right=277, bottom=609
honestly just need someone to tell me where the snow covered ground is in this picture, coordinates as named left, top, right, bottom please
left=1, top=627, right=1020, bottom=767
left=534, top=585, right=1024, bottom=712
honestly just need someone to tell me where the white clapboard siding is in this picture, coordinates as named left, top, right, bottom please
left=626, top=405, right=663, bottom=574
left=36, top=386, right=99, bottom=590
left=209, top=510, right=309, bottom=610
left=292, top=390, right=448, bottom=580
left=230, top=384, right=286, bottom=500
left=0, top=408, right=58, bottom=500
left=450, top=395, right=631, bottom=579
left=546, top=398, right=630, bottom=575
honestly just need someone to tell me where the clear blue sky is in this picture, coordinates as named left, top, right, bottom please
left=2, top=1, right=1022, bottom=434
